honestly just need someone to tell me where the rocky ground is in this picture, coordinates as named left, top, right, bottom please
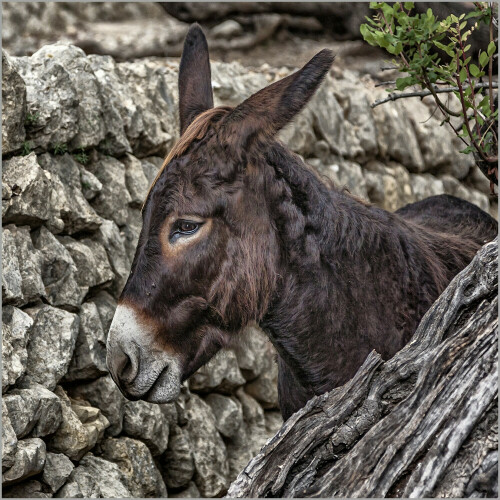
left=2, top=3, right=497, bottom=499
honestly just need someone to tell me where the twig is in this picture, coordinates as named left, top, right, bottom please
left=371, top=83, right=498, bottom=108
left=375, top=80, right=396, bottom=87
left=488, top=11, right=495, bottom=114
left=456, top=65, right=490, bottom=164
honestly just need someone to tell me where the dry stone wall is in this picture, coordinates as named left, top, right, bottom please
left=1, top=43, right=495, bottom=498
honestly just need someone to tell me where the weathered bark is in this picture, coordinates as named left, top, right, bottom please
left=227, top=239, right=498, bottom=498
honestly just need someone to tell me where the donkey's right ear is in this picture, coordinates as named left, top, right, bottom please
left=178, top=24, right=214, bottom=136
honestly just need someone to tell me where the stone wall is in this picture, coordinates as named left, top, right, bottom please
left=2, top=43, right=495, bottom=498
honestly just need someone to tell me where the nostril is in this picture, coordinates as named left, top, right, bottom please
left=120, top=353, right=137, bottom=382
left=114, top=344, right=140, bottom=384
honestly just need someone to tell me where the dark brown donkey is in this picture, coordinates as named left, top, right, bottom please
left=107, top=24, right=497, bottom=420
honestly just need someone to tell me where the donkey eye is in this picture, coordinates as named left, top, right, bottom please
left=179, top=221, right=198, bottom=233
left=169, top=219, right=202, bottom=243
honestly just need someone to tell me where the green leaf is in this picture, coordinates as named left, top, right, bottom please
left=433, top=40, right=455, bottom=57
left=469, top=64, right=480, bottom=77
left=487, top=41, right=496, bottom=56
left=395, top=76, right=412, bottom=90
left=404, top=2, right=414, bottom=9
left=464, top=10, right=483, bottom=20
left=459, top=68, right=467, bottom=83
left=479, top=51, right=489, bottom=68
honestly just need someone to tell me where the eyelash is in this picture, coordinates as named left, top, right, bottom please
left=169, top=220, right=202, bottom=243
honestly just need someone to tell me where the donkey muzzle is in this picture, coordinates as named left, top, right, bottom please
left=106, top=304, right=182, bottom=403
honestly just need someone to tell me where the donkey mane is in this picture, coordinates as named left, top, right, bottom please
left=143, top=106, right=232, bottom=208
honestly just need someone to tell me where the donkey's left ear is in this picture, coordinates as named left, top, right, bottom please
left=222, top=49, right=334, bottom=147
left=178, top=24, right=214, bottom=136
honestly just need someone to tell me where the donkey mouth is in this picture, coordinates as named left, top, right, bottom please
left=141, top=362, right=182, bottom=404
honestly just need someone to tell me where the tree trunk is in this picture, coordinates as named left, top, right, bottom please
left=227, top=239, right=498, bottom=498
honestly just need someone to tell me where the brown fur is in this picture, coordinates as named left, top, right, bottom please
left=116, top=24, right=498, bottom=420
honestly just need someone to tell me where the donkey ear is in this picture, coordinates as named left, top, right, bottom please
left=178, top=24, right=214, bottom=135
left=223, top=49, right=334, bottom=146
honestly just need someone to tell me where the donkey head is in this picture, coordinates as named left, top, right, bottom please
left=106, top=24, right=334, bottom=403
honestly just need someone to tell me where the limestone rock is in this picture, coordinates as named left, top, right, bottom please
left=2, top=306, right=32, bottom=392
left=3, top=479, right=51, bottom=498
left=233, top=325, right=270, bottom=381
left=189, top=349, right=246, bottom=394
left=122, top=399, right=170, bottom=456
left=373, top=99, right=425, bottom=173
left=122, top=206, right=142, bottom=264
left=122, top=153, right=149, bottom=207
left=265, top=410, right=284, bottom=436
left=309, top=157, right=369, bottom=200
left=80, top=166, right=102, bottom=200
left=411, top=173, right=445, bottom=201
left=58, top=236, right=114, bottom=292
left=334, top=79, right=378, bottom=161
left=212, top=60, right=269, bottom=107
left=64, top=302, right=108, bottom=382
left=6, top=225, right=46, bottom=306
left=140, top=156, right=163, bottom=185
left=160, top=425, right=195, bottom=489
left=225, top=389, right=272, bottom=478
left=440, top=174, right=490, bottom=213
left=42, top=452, right=74, bottom=493
left=205, top=393, right=243, bottom=438
left=37, top=153, right=102, bottom=234
left=92, top=219, right=130, bottom=297
left=2, top=154, right=52, bottom=227
left=56, top=453, right=131, bottom=498
left=211, top=19, right=243, bottom=39
left=16, top=43, right=106, bottom=152
left=2, top=50, right=26, bottom=155
left=89, top=55, right=178, bottom=157
left=279, top=108, right=316, bottom=157
left=68, top=375, right=126, bottom=436
left=1, top=226, right=23, bottom=304
left=170, top=481, right=201, bottom=498
left=309, top=77, right=348, bottom=157
left=235, top=388, right=270, bottom=456
left=3, top=384, right=62, bottom=438
left=2, top=400, right=18, bottom=471
left=245, top=344, right=279, bottom=410
left=48, top=386, right=109, bottom=461
left=467, top=164, right=491, bottom=195
left=101, top=436, right=168, bottom=497
left=23, top=305, right=79, bottom=390
left=32, top=226, right=83, bottom=310
left=88, top=290, right=117, bottom=333
left=2, top=438, right=46, bottom=486
left=185, top=393, right=230, bottom=497
left=86, top=155, right=131, bottom=226
left=364, top=161, right=415, bottom=211
left=399, top=97, right=474, bottom=179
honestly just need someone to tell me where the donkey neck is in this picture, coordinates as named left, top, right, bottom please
left=260, top=145, right=440, bottom=419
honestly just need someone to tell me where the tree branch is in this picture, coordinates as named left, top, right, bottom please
left=371, top=82, right=498, bottom=108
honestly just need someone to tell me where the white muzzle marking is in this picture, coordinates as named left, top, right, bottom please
left=106, top=304, right=182, bottom=403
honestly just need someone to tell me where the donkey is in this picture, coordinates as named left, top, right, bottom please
left=107, top=24, right=497, bottom=420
